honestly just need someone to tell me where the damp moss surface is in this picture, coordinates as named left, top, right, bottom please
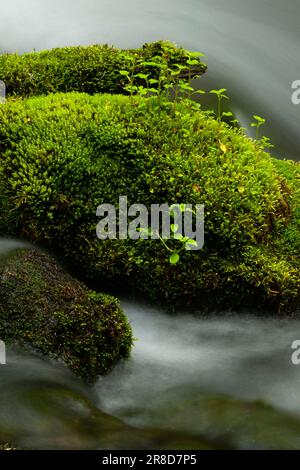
left=0, top=40, right=206, bottom=98
left=0, top=92, right=298, bottom=312
left=0, top=249, right=132, bottom=382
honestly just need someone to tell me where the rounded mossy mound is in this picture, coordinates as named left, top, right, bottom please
left=0, top=248, right=132, bottom=381
left=0, top=93, right=299, bottom=311
left=0, top=41, right=206, bottom=98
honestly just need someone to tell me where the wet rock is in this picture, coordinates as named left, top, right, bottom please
left=0, top=248, right=132, bottom=382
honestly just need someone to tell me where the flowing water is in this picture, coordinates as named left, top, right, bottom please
left=1, top=0, right=300, bottom=159
left=0, top=0, right=300, bottom=450
left=97, top=302, right=300, bottom=449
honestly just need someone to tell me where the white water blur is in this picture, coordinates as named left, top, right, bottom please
left=96, top=300, right=300, bottom=428
left=0, top=0, right=299, bottom=158
left=0, top=238, right=29, bottom=255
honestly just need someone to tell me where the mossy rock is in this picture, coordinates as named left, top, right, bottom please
left=0, top=41, right=206, bottom=98
left=0, top=248, right=132, bottom=381
left=0, top=93, right=299, bottom=312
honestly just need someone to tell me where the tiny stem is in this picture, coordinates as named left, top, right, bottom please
left=158, top=234, right=173, bottom=253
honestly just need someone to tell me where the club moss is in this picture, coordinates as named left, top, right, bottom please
left=0, top=92, right=299, bottom=312
left=0, top=40, right=206, bottom=98
left=0, top=249, right=132, bottom=382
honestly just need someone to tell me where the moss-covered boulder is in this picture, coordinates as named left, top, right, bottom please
left=0, top=41, right=206, bottom=98
left=0, top=93, right=299, bottom=312
left=0, top=248, right=132, bottom=381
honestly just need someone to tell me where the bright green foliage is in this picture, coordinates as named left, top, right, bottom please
left=0, top=93, right=298, bottom=311
left=0, top=248, right=132, bottom=382
left=209, top=88, right=229, bottom=121
left=119, top=43, right=206, bottom=102
left=0, top=41, right=206, bottom=98
left=272, top=158, right=300, bottom=257
left=251, top=115, right=266, bottom=139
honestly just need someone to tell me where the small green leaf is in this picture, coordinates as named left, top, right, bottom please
left=189, top=51, right=205, bottom=58
left=253, top=115, right=265, bottom=123
left=148, top=88, right=159, bottom=94
left=188, top=239, right=198, bottom=245
left=174, top=233, right=183, bottom=240
left=143, top=61, right=163, bottom=68
left=170, top=253, right=180, bottom=264
left=193, top=89, right=206, bottom=95
left=149, top=78, right=159, bottom=84
left=186, top=59, right=200, bottom=66
left=186, top=239, right=198, bottom=248
left=134, top=73, right=149, bottom=79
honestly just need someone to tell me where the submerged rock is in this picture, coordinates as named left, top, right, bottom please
left=0, top=248, right=132, bottom=382
left=0, top=350, right=218, bottom=450
left=124, top=389, right=300, bottom=450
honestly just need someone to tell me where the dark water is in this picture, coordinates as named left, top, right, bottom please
left=0, top=0, right=300, bottom=159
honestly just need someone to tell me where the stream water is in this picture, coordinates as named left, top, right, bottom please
left=0, top=0, right=300, bottom=450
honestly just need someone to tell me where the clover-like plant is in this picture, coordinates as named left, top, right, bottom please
left=137, top=204, right=199, bottom=265
left=251, top=115, right=266, bottom=139
left=209, top=88, right=229, bottom=121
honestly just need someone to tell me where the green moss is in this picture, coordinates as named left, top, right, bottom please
left=0, top=92, right=299, bottom=311
left=271, top=158, right=300, bottom=255
left=0, top=41, right=206, bottom=98
left=0, top=249, right=132, bottom=381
